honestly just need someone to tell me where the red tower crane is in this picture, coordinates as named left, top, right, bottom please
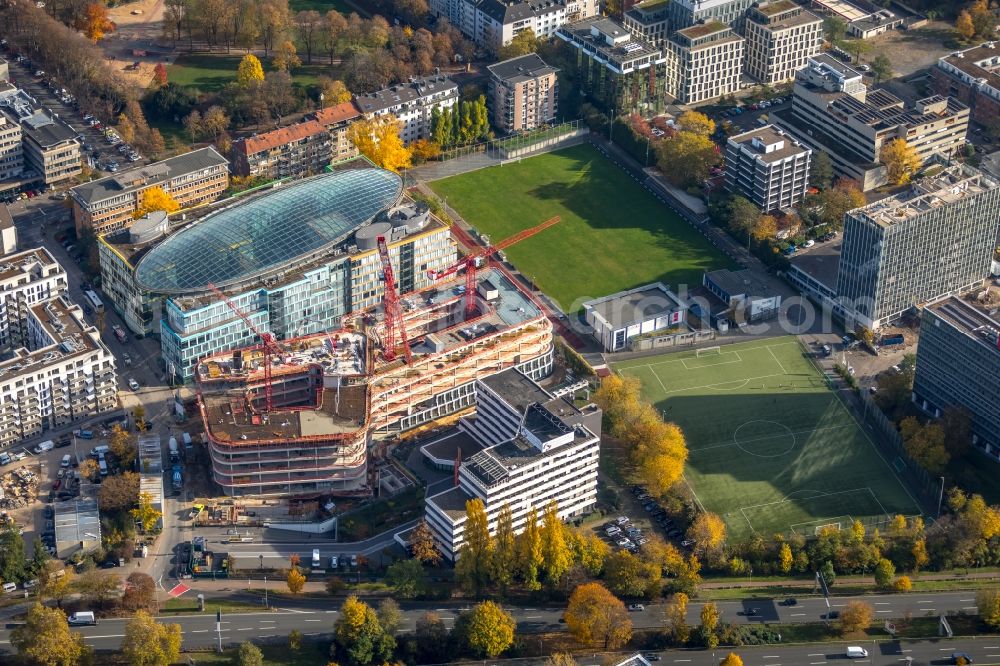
left=428, top=216, right=561, bottom=314
left=376, top=236, right=414, bottom=365
left=207, top=282, right=283, bottom=413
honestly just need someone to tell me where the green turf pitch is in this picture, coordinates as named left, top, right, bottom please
left=428, top=144, right=735, bottom=312
left=614, top=338, right=922, bottom=541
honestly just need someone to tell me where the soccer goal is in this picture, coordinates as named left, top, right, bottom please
left=696, top=346, right=722, bottom=358
left=814, top=522, right=842, bottom=535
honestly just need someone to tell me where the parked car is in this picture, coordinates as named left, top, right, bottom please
left=628, top=604, right=645, bottom=611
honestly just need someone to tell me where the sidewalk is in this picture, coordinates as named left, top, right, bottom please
left=697, top=570, right=1000, bottom=590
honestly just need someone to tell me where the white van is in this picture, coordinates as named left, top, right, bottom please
left=182, top=432, right=193, bottom=447
left=312, top=549, right=321, bottom=568
left=34, top=440, right=55, bottom=454
left=98, top=458, right=108, bottom=476
left=90, top=445, right=110, bottom=458
left=846, top=647, right=868, bottom=659
left=2, top=582, right=17, bottom=593
left=61, top=454, right=72, bottom=468
left=329, top=555, right=339, bottom=568
left=68, top=611, right=97, bottom=626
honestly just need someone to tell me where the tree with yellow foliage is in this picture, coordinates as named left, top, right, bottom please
left=753, top=214, right=777, bottom=241
left=893, top=575, right=912, bottom=592
left=77, top=3, right=115, bottom=43
left=979, top=588, right=1000, bottom=629
left=564, top=582, right=632, bottom=649
left=699, top=602, right=720, bottom=648
left=272, top=40, right=302, bottom=71
left=318, top=77, right=352, bottom=105
left=237, top=54, right=265, bottom=88
left=656, top=130, right=721, bottom=188
left=131, top=492, right=163, bottom=533
left=778, top=542, right=793, bottom=574
left=880, top=139, right=921, bottom=185
left=348, top=116, right=412, bottom=173
left=133, top=186, right=180, bottom=219
left=664, top=592, right=690, bottom=644
left=720, top=653, right=744, bottom=666
left=540, top=501, right=572, bottom=585
left=839, top=600, right=874, bottom=634
left=455, top=498, right=492, bottom=594
left=688, top=512, right=727, bottom=562
left=516, top=505, right=544, bottom=590
left=955, top=10, right=975, bottom=41
left=286, top=567, right=306, bottom=594
left=677, top=110, right=715, bottom=137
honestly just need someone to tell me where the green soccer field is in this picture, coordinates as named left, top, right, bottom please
left=614, top=337, right=923, bottom=541
left=429, top=144, right=735, bottom=312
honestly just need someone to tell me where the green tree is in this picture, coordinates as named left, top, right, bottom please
left=605, top=550, right=659, bottom=598
left=333, top=595, right=395, bottom=666
left=458, top=601, right=516, bottom=658
left=540, top=501, right=572, bottom=585
left=870, top=55, right=893, bottom=84
left=940, top=405, right=972, bottom=458
left=455, top=498, right=492, bottom=594
left=900, top=417, right=950, bottom=474
left=491, top=504, right=516, bottom=594
left=810, top=151, right=834, bottom=189
left=121, top=610, right=182, bottom=666
left=498, top=28, right=540, bottom=59
left=11, top=603, right=88, bottom=666
left=820, top=560, right=837, bottom=588
left=385, top=558, right=424, bottom=599
left=0, top=522, right=26, bottom=584
left=873, top=558, right=896, bottom=589
left=727, top=195, right=762, bottom=241
left=237, top=641, right=264, bottom=666
left=699, top=602, right=720, bottom=648
left=377, top=598, right=402, bottom=635
left=824, top=15, right=848, bottom=42
left=237, top=54, right=265, bottom=88
left=978, top=589, right=1000, bottom=629
left=414, top=611, right=449, bottom=663
left=516, top=505, right=543, bottom=590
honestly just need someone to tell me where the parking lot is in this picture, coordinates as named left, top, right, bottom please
left=597, top=484, right=694, bottom=558
left=2, top=51, right=151, bottom=193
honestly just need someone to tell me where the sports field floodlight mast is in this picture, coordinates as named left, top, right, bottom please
left=427, top=216, right=562, bottom=314
left=207, top=282, right=284, bottom=414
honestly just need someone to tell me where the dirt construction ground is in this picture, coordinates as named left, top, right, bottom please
left=102, top=0, right=171, bottom=89
left=865, top=21, right=956, bottom=77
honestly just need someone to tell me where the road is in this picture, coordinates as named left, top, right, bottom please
left=0, top=590, right=992, bottom=660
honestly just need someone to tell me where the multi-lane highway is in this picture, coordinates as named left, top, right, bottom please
left=0, top=590, right=989, bottom=659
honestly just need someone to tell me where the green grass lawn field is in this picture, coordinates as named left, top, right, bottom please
left=429, top=144, right=735, bottom=311
left=167, top=55, right=333, bottom=92
left=614, top=337, right=922, bottom=541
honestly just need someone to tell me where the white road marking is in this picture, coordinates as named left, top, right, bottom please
left=790, top=613, right=806, bottom=616
left=191, top=630, right=208, bottom=633
left=917, top=600, right=932, bottom=603
left=763, top=656, right=781, bottom=659
left=960, top=599, right=975, bottom=602
left=304, top=619, right=322, bottom=622
left=525, top=615, right=542, bottom=619
left=810, top=662, right=827, bottom=664
left=832, top=603, right=845, bottom=607
left=875, top=602, right=891, bottom=605
left=808, top=654, right=825, bottom=657
left=963, top=607, right=978, bottom=610
left=877, top=610, right=893, bottom=614
left=673, top=660, right=691, bottom=663
left=920, top=608, right=935, bottom=612
left=236, top=627, right=253, bottom=631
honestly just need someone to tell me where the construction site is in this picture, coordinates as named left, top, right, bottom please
left=196, top=216, right=561, bottom=498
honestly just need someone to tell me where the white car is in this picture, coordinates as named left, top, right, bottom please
left=128, top=378, right=140, bottom=391
left=802, top=239, right=815, bottom=248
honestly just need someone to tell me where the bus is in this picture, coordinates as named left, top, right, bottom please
left=83, top=290, right=104, bottom=313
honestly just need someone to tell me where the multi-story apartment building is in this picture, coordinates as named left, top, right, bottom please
left=932, top=42, right=1000, bottom=128
left=724, top=125, right=811, bottom=211
left=776, top=55, right=970, bottom=190
left=431, top=0, right=597, bottom=54
left=623, top=0, right=672, bottom=47
left=0, top=252, right=116, bottom=447
left=308, top=101, right=362, bottom=163
left=486, top=54, right=559, bottom=133
left=197, top=270, right=556, bottom=496
left=20, top=108, right=80, bottom=185
left=556, top=17, right=668, bottom=115
left=913, top=297, right=1000, bottom=462
left=743, top=0, right=822, bottom=85
left=0, top=205, right=16, bottom=255
left=425, top=369, right=601, bottom=560
left=836, top=163, right=1000, bottom=330
left=99, top=163, right=457, bottom=381
left=354, top=75, right=459, bottom=145
left=230, top=120, right=331, bottom=180
left=71, top=147, right=229, bottom=236
left=0, top=248, right=68, bottom=349
left=0, top=111, right=23, bottom=182
left=665, top=22, right=745, bottom=105
left=666, top=0, right=757, bottom=30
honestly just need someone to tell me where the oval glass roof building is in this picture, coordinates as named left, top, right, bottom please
left=135, top=167, right=403, bottom=294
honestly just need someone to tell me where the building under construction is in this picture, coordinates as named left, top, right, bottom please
left=197, top=258, right=556, bottom=496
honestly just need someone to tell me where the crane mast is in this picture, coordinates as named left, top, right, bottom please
left=376, top=236, right=413, bottom=365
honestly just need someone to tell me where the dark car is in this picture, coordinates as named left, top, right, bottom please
left=741, top=608, right=761, bottom=617
left=952, top=653, right=973, bottom=665
left=667, top=529, right=682, bottom=538
left=644, top=655, right=662, bottom=662
left=824, top=610, right=840, bottom=620
left=781, top=597, right=798, bottom=606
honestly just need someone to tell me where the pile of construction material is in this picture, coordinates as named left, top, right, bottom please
left=0, top=468, right=38, bottom=508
